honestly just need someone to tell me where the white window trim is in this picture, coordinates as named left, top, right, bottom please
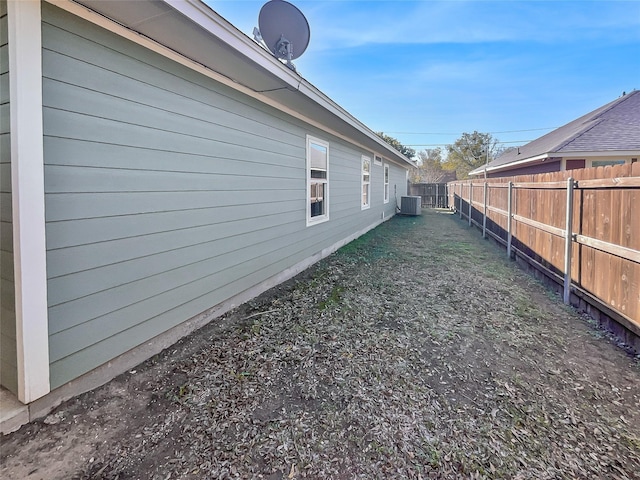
left=383, top=164, right=390, bottom=204
left=587, top=158, right=628, bottom=168
left=306, top=135, right=330, bottom=226
left=8, top=0, right=51, bottom=403
left=361, top=155, right=371, bottom=210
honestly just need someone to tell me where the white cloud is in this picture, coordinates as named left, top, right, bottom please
left=298, top=0, right=640, bottom=50
left=207, top=1, right=640, bottom=53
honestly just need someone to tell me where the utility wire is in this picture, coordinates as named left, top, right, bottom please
left=384, top=127, right=556, bottom=135
left=406, top=140, right=532, bottom=147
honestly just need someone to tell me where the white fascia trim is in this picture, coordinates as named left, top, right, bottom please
left=474, top=149, right=640, bottom=176
left=52, top=0, right=412, bottom=169
left=8, top=0, right=51, bottom=403
left=557, top=150, right=640, bottom=158
left=164, top=0, right=302, bottom=90
left=470, top=153, right=552, bottom=176
left=488, top=153, right=551, bottom=171
left=295, top=81, right=413, bottom=168
left=170, top=1, right=414, bottom=169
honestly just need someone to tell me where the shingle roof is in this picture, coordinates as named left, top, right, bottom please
left=471, top=90, right=640, bottom=175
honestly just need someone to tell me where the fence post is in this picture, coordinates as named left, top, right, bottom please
left=459, top=183, right=463, bottom=219
left=507, top=181, right=513, bottom=259
left=563, top=177, right=575, bottom=305
left=482, top=182, right=487, bottom=238
left=446, top=184, right=449, bottom=209
left=468, top=182, right=473, bottom=226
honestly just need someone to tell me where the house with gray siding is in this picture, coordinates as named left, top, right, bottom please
left=470, top=91, right=640, bottom=178
left=0, top=0, right=414, bottom=431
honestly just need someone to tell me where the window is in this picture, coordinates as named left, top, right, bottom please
left=374, top=155, right=383, bottom=166
left=383, top=164, right=390, bottom=203
left=362, top=155, right=371, bottom=209
left=591, top=159, right=626, bottom=168
left=306, top=136, right=329, bottom=226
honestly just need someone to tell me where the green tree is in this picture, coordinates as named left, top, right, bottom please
left=376, top=132, right=416, bottom=160
left=412, top=148, right=445, bottom=183
left=443, top=131, right=499, bottom=179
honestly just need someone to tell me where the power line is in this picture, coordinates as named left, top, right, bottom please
left=406, top=140, right=532, bottom=147
left=384, top=127, right=556, bottom=135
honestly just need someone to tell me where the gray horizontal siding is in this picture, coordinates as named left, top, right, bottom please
left=0, top=71, right=8, bottom=105
left=0, top=0, right=17, bottom=395
left=48, top=210, right=303, bottom=308
left=0, top=104, right=8, bottom=138
left=43, top=2, right=408, bottom=389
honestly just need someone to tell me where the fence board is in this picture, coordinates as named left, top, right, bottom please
left=408, top=183, right=449, bottom=208
left=447, top=163, right=639, bottom=332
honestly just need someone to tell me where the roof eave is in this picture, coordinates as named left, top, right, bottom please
left=61, top=0, right=414, bottom=168
left=556, top=150, right=640, bottom=158
left=470, top=149, right=640, bottom=177
left=171, top=0, right=415, bottom=167
left=469, top=153, right=551, bottom=176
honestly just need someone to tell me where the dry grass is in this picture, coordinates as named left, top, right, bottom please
left=2, top=209, right=639, bottom=480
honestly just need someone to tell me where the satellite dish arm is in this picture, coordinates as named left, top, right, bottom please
left=275, top=35, right=293, bottom=61
left=275, top=35, right=297, bottom=71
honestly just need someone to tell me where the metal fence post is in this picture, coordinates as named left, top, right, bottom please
left=563, top=177, right=575, bottom=305
left=507, top=181, right=513, bottom=259
left=468, top=182, right=473, bottom=226
left=446, top=184, right=449, bottom=209
left=482, top=182, right=487, bottom=238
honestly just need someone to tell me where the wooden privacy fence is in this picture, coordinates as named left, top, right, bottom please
left=447, top=163, right=640, bottom=339
left=408, top=183, right=449, bottom=208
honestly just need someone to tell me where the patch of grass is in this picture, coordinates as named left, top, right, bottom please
left=250, top=321, right=262, bottom=335
left=426, top=446, right=441, bottom=468
left=167, top=383, right=192, bottom=404
left=318, top=285, right=344, bottom=310
left=621, top=433, right=640, bottom=451
left=513, top=298, right=537, bottom=318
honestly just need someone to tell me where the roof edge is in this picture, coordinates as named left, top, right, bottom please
left=469, top=153, right=551, bottom=176
left=60, top=0, right=414, bottom=168
left=172, top=0, right=415, bottom=168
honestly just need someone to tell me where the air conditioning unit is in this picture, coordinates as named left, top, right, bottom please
left=400, top=196, right=421, bottom=216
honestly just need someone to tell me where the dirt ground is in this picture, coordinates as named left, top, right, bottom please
left=1, top=209, right=639, bottom=480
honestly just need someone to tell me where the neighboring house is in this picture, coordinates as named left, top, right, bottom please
left=470, top=91, right=640, bottom=178
left=0, top=0, right=414, bottom=429
left=411, top=168, right=457, bottom=184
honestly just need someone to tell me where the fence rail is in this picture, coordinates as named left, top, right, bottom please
left=408, top=183, right=449, bottom=208
left=448, top=163, right=640, bottom=338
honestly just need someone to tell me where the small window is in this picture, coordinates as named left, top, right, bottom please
left=374, top=155, right=383, bottom=166
left=591, top=159, right=626, bottom=168
left=362, top=155, right=371, bottom=209
left=307, top=136, right=329, bottom=226
left=383, top=164, right=390, bottom=204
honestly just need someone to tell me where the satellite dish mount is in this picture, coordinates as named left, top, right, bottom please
left=276, top=35, right=293, bottom=62
left=254, top=0, right=310, bottom=71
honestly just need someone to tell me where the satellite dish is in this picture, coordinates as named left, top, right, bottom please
left=255, top=0, right=310, bottom=71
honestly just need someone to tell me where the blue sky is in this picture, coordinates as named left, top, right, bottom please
left=207, top=1, right=640, bottom=156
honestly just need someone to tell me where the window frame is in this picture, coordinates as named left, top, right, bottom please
left=361, top=155, right=371, bottom=210
left=306, top=135, right=330, bottom=227
left=590, top=159, right=626, bottom=168
left=383, top=163, right=390, bottom=204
